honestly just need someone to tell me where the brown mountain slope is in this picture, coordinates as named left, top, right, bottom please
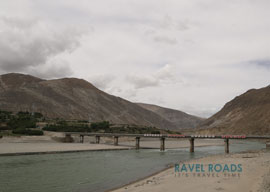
left=198, top=86, right=270, bottom=135
left=137, top=103, right=204, bottom=129
left=0, top=73, right=180, bottom=130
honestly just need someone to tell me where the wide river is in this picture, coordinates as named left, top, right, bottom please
left=0, top=140, right=265, bottom=192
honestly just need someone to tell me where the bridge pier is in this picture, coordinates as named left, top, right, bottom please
left=64, top=134, right=73, bottom=143
left=79, top=135, right=84, bottom=143
left=266, top=142, right=270, bottom=149
left=95, top=136, right=100, bottom=144
left=160, top=137, right=165, bottom=151
left=114, top=136, right=119, bottom=146
left=224, top=139, right=229, bottom=153
left=135, top=137, right=140, bottom=149
left=189, top=138, right=194, bottom=152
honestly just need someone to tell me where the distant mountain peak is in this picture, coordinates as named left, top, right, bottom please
left=0, top=73, right=44, bottom=88
left=137, top=103, right=203, bottom=129
left=47, top=77, right=98, bottom=90
left=199, top=85, right=270, bottom=135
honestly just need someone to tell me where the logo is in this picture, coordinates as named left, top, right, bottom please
left=174, top=163, right=242, bottom=178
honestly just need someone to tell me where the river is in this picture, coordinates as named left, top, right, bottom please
left=0, top=140, right=265, bottom=192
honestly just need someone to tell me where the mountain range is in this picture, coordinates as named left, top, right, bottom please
left=0, top=73, right=202, bottom=131
left=1, top=73, right=269, bottom=135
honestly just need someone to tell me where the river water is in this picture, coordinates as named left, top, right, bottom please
left=0, top=140, right=265, bottom=192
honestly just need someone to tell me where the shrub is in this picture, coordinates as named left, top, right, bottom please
left=0, top=126, right=12, bottom=130
left=151, top=130, right=161, bottom=134
left=12, top=129, right=44, bottom=135
left=33, top=112, right=43, bottom=119
left=43, top=124, right=91, bottom=132
left=90, top=121, right=110, bottom=131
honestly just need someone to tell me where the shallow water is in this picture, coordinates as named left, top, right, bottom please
left=0, top=140, right=265, bottom=192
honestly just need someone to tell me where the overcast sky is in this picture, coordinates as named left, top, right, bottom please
left=0, top=0, right=270, bottom=117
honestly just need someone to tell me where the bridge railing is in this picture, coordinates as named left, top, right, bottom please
left=65, top=132, right=270, bottom=139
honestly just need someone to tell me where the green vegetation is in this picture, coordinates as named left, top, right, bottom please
left=0, top=110, right=44, bottom=135
left=0, top=110, right=12, bottom=123
left=7, top=112, right=36, bottom=129
left=12, top=128, right=44, bottom=135
left=43, top=120, right=91, bottom=132
left=0, top=109, right=179, bottom=135
left=43, top=121, right=110, bottom=132
left=90, top=121, right=110, bottom=130
left=108, top=125, right=162, bottom=134
left=43, top=120, right=165, bottom=134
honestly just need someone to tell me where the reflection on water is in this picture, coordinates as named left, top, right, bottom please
left=0, top=140, right=265, bottom=192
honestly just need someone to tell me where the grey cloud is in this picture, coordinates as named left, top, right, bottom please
left=0, top=16, right=83, bottom=76
left=127, top=64, right=176, bottom=89
left=107, top=86, right=122, bottom=94
left=155, top=64, right=176, bottom=81
left=88, top=75, right=116, bottom=90
left=106, top=86, right=137, bottom=99
left=151, top=15, right=192, bottom=45
left=177, top=20, right=190, bottom=31
left=186, top=108, right=219, bottom=118
left=160, top=15, right=190, bottom=31
left=127, top=75, right=159, bottom=89
left=1, top=0, right=270, bottom=118
left=122, top=89, right=137, bottom=98
left=29, top=60, right=74, bottom=79
left=160, top=15, right=174, bottom=29
left=249, top=59, right=270, bottom=69
left=1, top=16, right=37, bottom=29
left=154, top=36, right=178, bottom=45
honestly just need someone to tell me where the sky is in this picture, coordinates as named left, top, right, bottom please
left=0, top=0, right=269, bottom=118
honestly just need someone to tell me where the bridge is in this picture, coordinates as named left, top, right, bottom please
left=64, top=133, right=270, bottom=153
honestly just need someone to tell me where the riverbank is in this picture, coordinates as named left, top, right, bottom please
left=112, top=149, right=270, bottom=192
left=0, top=135, right=130, bottom=155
